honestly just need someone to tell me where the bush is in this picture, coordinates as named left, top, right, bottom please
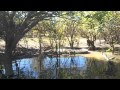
left=106, top=48, right=112, bottom=52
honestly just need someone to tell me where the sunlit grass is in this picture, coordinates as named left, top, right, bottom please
left=79, top=51, right=105, bottom=60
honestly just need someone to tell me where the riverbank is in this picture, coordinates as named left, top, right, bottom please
left=0, top=37, right=120, bottom=62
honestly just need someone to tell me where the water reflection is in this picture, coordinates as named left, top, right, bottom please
left=1, top=55, right=120, bottom=79
left=11, top=56, right=87, bottom=79
left=43, top=56, right=87, bottom=69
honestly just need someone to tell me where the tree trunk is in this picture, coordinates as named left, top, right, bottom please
left=4, top=47, right=14, bottom=77
left=55, top=42, right=59, bottom=79
left=89, top=40, right=96, bottom=50
left=91, top=41, right=95, bottom=50
left=4, top=38, right=18, bottom=77
left=4, top=55, right=13, bottom=77
left=111, top=45, right=115, bottom=54
left=110, top=37, right=115, bottom=54
left=70, top=42, right=74, bottom=49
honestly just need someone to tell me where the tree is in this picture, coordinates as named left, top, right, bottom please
left=101, top=12, right=120, bottom=54
left=0, top=11, right=60, bottom=77
left=64, top=20, right=79, bottom=49
left=78, top=12, right=98, bottom=50
left=78, top=11, right=109, bottom=50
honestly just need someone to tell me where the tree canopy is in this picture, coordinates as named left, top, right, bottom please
left=1, top=11, right=120, bottom=77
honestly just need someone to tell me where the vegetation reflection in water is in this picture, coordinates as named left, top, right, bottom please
left=11, top=56, right=87, bottom=79
left=5, top=55, right=119, bottom=79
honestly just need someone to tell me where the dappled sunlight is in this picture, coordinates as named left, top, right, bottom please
left=0, top=11, right=120, bottom=79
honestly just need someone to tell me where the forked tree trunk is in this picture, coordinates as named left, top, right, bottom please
left=88, top=40, right=96, bottom=50
left=70, top=42, right=74, bottom=49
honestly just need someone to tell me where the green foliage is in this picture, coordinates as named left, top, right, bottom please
left=106, top=48, right=112, bottom=52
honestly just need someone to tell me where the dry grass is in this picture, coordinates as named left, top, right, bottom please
left=79, top=51, right=105, bottom=60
